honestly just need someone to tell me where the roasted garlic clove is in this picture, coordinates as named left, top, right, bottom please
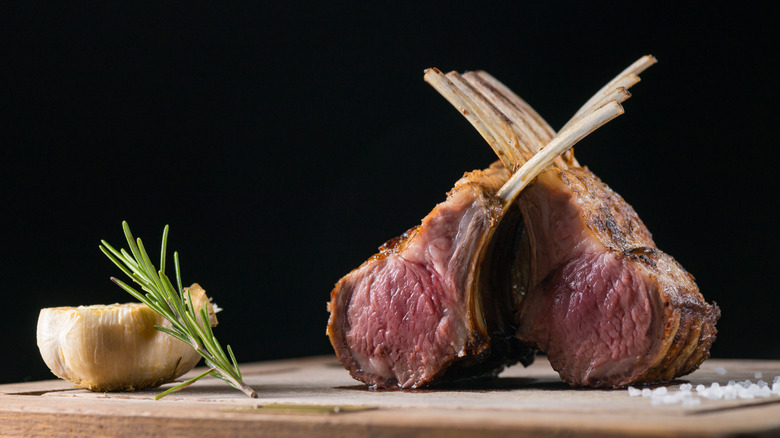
left=186, top=283, right=219, bottom=328
left=36, top=284, right=216, bottom=392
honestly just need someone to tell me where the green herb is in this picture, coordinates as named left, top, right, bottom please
left=99, top=221, right=257, bottom=399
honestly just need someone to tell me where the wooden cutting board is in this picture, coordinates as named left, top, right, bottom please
left=2, top=356, right=779, bottom=437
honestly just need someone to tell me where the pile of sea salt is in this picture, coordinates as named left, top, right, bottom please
left=628, top=374, right=780, bottom=406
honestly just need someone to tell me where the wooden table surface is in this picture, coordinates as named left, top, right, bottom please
left=2, top=356, right=780, bottom=437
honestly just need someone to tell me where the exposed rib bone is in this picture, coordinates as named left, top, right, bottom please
left=424, top=68, right=528, bottom=171
left=446, top=71, right=535, bottom=167
left=468, top=70, right=556, bottom=142
left=467, top=70, right=579, bottom=168
left=424, top=68, right=574, bottom=172
left=561, top=55, right=656, bottom=132
left=425, top=55, right=656, bottom=205
left=497, top=101, right=624, bottom=203
left=461, top=72, right=547, bottom=154
left=562, top=86, right=632, bottom=132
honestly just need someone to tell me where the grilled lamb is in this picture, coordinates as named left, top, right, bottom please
left=327, top=60, right=633, bottom=388
left=428, top=56, right=720, bottom=388
left=327, top=162, right=533, bottom=388
left=514, top=167, right=719, bottom=387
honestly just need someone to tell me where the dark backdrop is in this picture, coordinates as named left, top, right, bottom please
left=2, top=3, right=777, bottom=384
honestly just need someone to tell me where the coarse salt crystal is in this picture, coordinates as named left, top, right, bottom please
left=661, top=394, right=679, bottom=404
left=737, top=389, right=754, bottom=400
left=635, top=374, right=780, bottom=406
left=714, top=366, right=727, bottom=375
left=681, top=396, right=702, bottom=407
left=705, top=383, right=724, bottom=400
left=746, top=384, right=772, bottom=398
left=723, top=385, right=738, bottom=400
left=755, top=371, right=763, bottom=379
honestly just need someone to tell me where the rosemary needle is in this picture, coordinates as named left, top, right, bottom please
left=99, top=221, right=257, bottom=399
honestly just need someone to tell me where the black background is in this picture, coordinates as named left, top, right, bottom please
left=2, top=3, right=778, bottom=384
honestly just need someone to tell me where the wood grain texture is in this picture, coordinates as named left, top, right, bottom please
left=2, top=356, right=780, bottom=437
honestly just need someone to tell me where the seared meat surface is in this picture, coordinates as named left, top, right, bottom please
left=515, top=167, right=720, bottom=387
left=328, top=56, right=719, bottom=389
left=327, top=163, right=533, bottom=388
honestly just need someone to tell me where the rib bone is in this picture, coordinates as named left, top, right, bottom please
left=561, top=55, right=656, bottom=132
left=424, top=68, right=528, bottom=171
left=425, top=55, right=657, bottom=204
left=461, top=71, right=562, bottom=167
left=496, top=101, right=624, bottom=202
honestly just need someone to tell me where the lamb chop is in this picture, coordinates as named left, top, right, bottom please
left=427, top=56, right=720, bottom=388
left=327, top=162, right=531, bottom=388
left=327, top=60, right=637, bottom=389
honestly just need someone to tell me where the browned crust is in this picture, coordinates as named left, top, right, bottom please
left=560, top=167, right=655, bottom=252
left=521, top=167, right=719, bottom=387
left=326, top=162, right=532, bottom=388
left=632, top=253, right=721, bottom=384
left=562, top=167, right=720, bottom=384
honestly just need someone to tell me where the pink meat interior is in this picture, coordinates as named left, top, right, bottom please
left=344, top=257, right=467, bottom=388
left=342, top=188, right=489, bottom=388
left=521, top=246, right=662, bottom=387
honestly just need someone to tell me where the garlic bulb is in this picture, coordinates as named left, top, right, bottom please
left=37, top=283, right=217, bottom=392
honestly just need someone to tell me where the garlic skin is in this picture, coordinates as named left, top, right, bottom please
left=37, top=283, right=217, bottom=392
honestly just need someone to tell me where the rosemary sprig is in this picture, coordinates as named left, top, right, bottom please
left=99, top=221, right=257, bottom=399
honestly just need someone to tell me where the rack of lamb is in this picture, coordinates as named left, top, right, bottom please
left=327, top=56, right=720, bottom=389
